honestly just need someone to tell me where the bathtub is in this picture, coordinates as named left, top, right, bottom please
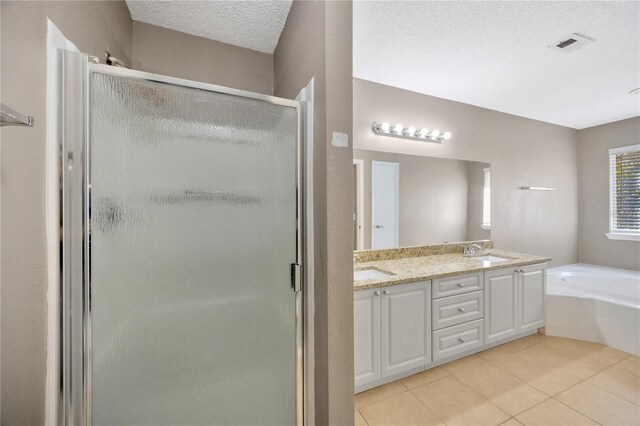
left=546, top=264, right=640, bottom=356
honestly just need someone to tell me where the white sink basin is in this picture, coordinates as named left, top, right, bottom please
left=354, top=268, right=393, bottom=281
left=472, top=255, right=509, bottom=263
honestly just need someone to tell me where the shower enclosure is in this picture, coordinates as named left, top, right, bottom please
left=59, top=50, right=303, bottom=425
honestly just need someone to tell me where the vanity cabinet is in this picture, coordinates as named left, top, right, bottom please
left=381, top=281, right=431, bottom=378
left=518, top=264, right=546, bottom=332
left=354, top=280, right=431, bottom=389
left=354, top=288, right=380, bottom=388
left=485, top=263, right=546, bottom=344
left=484, top=268, right=519, bottom=344
left=355, top=262, right=546, bottom=392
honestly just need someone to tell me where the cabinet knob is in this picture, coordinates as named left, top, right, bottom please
left=374, top=291, right=380, bottom=296
left=514, top=269, right=520, bottom=273
left=458, top=338, right=465, bottom=343
left=457, top=282, right=465, bottom=287
left=458, top=307, right=465, bottom=313
left=383, top=290, right=390, bottom=295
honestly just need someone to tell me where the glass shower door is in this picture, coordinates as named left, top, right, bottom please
left=86, top=70, right=299, bottom=425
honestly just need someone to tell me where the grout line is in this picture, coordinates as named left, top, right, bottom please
left=355, top=380, right=409, bottom=409
left=551, top=396, right=603, bottom=425
left=405, top=377, right=449, bottom=425
left=508, top=395, right=552, bottom=418
left=356, top=408, right=370, bottom=426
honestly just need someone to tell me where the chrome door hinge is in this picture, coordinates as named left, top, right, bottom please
left=291, top=263, right=302, bottom=293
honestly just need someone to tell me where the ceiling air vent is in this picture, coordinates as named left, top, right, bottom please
left=548, top=32, right=596, bottom=53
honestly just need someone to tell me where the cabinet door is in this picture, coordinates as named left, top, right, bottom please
left=519, top=264, right=546, bottom=332
left=484, top=268, right=519, bottom=344
left=381, top=281, right=431, bottom=378
left=355, top=288, right=381, bottom=388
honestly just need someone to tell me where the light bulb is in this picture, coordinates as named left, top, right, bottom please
left=430, top=129, right=441, bottom=139
left=442, top=131, right=452, bottom=140
left=406, top=126, right=416, bottom=136
left=418, top=128, right=429, bottom=138
left=380, top=122, right=390, bottom=133
left=392, top=124, right=404, bottom=134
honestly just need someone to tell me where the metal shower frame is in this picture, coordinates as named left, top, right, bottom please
left=59, top=49, right=305, bottom=425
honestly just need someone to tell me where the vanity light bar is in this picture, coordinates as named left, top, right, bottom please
left=372, top=122, right=452, bottom=143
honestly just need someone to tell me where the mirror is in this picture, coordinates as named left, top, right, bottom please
left=353, top=149, right=490, bottom=250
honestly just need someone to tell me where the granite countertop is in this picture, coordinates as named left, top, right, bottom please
left=354, top=249, right=552, bottom=290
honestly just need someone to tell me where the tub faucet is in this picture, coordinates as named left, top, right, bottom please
left=461, top=243, right=483, bottom=256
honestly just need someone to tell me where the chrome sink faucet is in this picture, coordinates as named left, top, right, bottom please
left=461, top=243, right=483, bottom=256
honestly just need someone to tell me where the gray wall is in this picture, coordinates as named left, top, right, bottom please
left=0, top=4, right=278, bottom=424
left=0, top=2, right=133, bottom=424
left=354, top=149, right=479, bottom=248
left=274, top=1, right=354, bottom=424
left=132, top=21, right=274, bottom=95
left=354, top=78, right=579, bottom=267
left=577, top=117, right=640, bottom=270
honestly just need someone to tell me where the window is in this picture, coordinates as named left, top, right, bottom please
left=607, top=144, right=640, bottom=241
left=482, top=167, right=491, bottom=230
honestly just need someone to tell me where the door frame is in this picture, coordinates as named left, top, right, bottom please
left=371, top=160, right=399, bottom=249
left=59, top=50, right=305, bottom=425
left=353, top=159, right=364, bottom=250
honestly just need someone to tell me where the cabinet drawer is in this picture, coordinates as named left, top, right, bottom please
left=432, top=319, right=484, bottom=361
left=432, top=290, right=484, bottom=330
left=433, top=273, right=483, bottom=299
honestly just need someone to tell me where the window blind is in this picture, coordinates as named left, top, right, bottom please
left=482, top=167, right=491, bottom=229
left=609, top=145, right=640, bottom=234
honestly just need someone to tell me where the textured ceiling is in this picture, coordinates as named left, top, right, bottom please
left=126, top=0, right=292, bottom=54
left=354, top=1, right=640, bottom=129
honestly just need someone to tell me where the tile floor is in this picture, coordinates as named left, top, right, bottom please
left=355, top=334, right=640, bottom=425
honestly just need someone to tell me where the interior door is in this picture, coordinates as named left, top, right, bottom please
left=372, top=161, right=399, bottom=249
left=82, top=66, right=299, bottom=425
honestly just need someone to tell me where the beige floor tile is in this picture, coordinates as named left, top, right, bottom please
left=492, top=352, right=582, bottom=396
left=401, top=367, right=450, bottom=389
left=479, top=334, right=554, bottom=363
left=355, top=380, right=407, bottom=409
left=547, top=337, right=631, bottom=366
left=588, top=362, right=640, bottom=405
left=442, top=353, right=488, bottom=374
left=618, top=355, right=640, bottom=377
left=359, top=391, right=444, bottom=426
left=514, top=398, right=597, bottom=425
left=499, top=418, right=523, bottom=425
left=479, top=344, right=521, bottom=363
left=456, top=364, right=549, bottom=416
left=412, top=376, right=510, bottom=425
left=556, top=382, right=640, bottom=425
left=523, top=341, right=610, bottom=379
left=507, top=333, right=554, bottom=350
left=355, top=409, right=368, bottom=426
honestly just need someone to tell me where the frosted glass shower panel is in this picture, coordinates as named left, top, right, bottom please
left=89, top=73, right=298, bottom=425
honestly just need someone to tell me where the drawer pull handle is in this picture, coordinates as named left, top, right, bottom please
left=458, top=338, right=465, bottom=343
left=457, top=283, right=465, bottom=287
left=458, top=307, right=465, bottom=313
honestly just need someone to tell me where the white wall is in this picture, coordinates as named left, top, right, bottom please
left=354, top=78, right=579, bottom=266
left=577, top=117, right=640, bottom=270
